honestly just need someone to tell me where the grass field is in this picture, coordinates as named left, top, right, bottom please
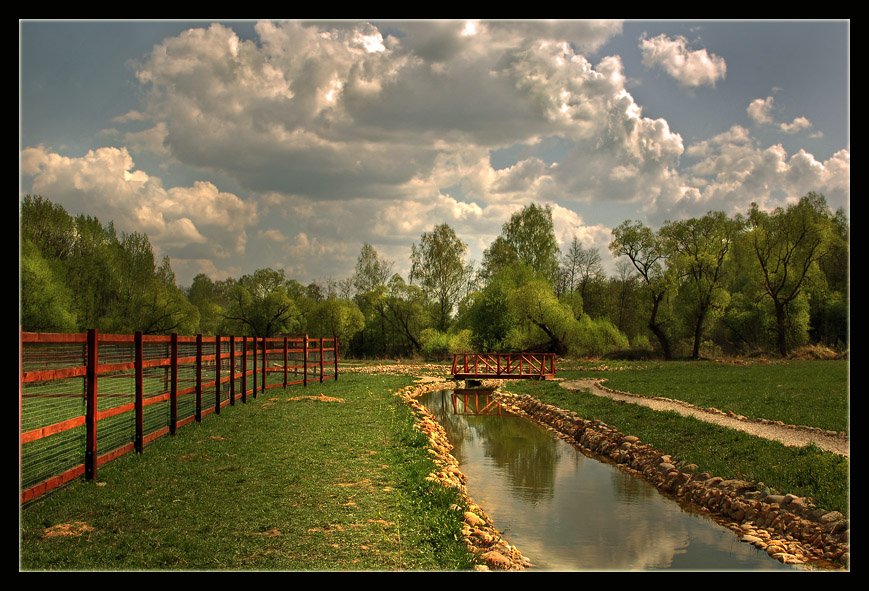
left=20, top=358, right=849, bottom=570
left=564, top=359, right=849, bottom=434
left=20, top=373, right=477, bottom=571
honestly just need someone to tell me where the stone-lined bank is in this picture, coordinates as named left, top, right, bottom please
left=393, top=379, right=532, bottom=571
left=495, top=390, right=849, bottom=570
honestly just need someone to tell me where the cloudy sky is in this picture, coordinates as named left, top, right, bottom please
left=19, top=20, right=849, bottom=288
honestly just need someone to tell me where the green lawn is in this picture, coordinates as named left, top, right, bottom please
left=20, top=373, right=477, bottom=571
left=562, top=359, right=849, bottom=434
left=19, top=359, right=850, bottom=570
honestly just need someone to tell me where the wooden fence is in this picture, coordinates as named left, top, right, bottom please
left=19, top=329, right=337, bottom=503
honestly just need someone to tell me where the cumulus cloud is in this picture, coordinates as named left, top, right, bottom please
left=639, top=33, right=726, bottom=87
left=20, top=145, right=257, bottom=260
left=21, top=21, right=848, bottom=284
left=747, top=95, right=818, bottom=136
left=747, top=96, right=776, bottom=124
left=654, top=125, right=850, bottom=221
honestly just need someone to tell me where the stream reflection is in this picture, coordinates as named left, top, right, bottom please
left=421, top=389, right=793, bottom=571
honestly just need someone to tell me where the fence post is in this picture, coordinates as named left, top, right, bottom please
left=241, top=336, right=248, bottom=403
left=229, top=335, right=236, bottom=406
left=319, top=338, right=324, bottom=383
left=195, top=334, right=203, bottom=422
left=170, top=333, right=178, bottom=434
left=135, top=331, right=144, bottom=454
left=261, top=337, right=267, bottom=394
left=252, top=336, right=258, bottom=398
left=283, top=337, right=288, bottom=388
left=304, top=335, right=309, bottom=387
left=215, top=336, right=221, bottom=414
left=85, top=329, right=98, bottom=481
left=334, top=338, right=338, bottom=381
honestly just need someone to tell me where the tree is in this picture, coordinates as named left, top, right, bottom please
left=610, top=220, right=675, bottom=360
left=222, top=268, right=301, bottom=337
left=483, top=204, right=561, bottom=286
left=20, top=239, right=77, bottom=332
left=744, top=193, right=837, bottom=357
left=410, top=223, right=471, bottom=331
left=561, top=236, right=602, bottom=297
left=353, top=243, right=393, bottom=295
left=660, top=212, right=741, bottom=359
left=307, top=296, right=364, bottom=357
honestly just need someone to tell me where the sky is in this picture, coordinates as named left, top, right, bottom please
left=19, top=19, right=850, bottom=289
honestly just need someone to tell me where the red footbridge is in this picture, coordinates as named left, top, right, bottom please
left=451, top=353, right=556, bottom=381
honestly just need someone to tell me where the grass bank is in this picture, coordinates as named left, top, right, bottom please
left=20, top=373, right=477, bottom=571
left=507, top=360, right=849, bottom=515
left=566, top=359, right=849, bottom=434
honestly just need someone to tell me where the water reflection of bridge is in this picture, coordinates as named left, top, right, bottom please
left=451, top=389, right=505, bottom=416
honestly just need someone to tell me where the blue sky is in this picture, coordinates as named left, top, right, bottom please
left=20, top=20, right=849, bottom=288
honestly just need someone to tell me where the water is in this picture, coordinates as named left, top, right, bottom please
left=420, top=389, right=794, bottom=571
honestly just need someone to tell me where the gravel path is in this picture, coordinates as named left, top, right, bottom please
left=560, top=378, right=849, bottom=457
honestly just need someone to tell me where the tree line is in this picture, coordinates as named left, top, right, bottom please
left=20, top=193, right=848, bottom=360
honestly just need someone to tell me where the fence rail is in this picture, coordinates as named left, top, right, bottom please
left=19, top=329, right=337, bottom=503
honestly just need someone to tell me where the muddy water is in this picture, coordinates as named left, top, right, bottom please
left=420, top=389, right=794, bottom=571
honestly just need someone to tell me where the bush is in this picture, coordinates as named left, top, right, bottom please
left=419, top=328, right=473, bottom=360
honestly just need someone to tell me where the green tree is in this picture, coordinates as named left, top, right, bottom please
left=610, top=220, right=675, bottom=360
left=307, top=296, right=365, bottom=357
left=353, top=243, right=393, bottom=295
left=410, top=223, right=471, bottom=331
left=222, top=268, right=301, bottom=337
left=20, top=239, right=77, bottom=332
left=483, top=204, right=561, bottom=286
left=660, top=212, right=741, bottom=359
left=745, top=193, right=837, bottom=357
left=465, top=272, right=521, bottom=352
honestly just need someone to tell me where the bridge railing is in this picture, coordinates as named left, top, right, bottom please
left=451, top=353, right=556, bottom=380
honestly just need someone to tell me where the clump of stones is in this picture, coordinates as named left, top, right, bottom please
left=498, top=391, right=849, bottom=571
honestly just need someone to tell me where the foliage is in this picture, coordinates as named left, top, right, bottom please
left=410, top=223, right=471, bottom=331
left=222, top=268, right=302, bottom=337
left=306, top=297, right=365, bottom=356
left=20, top=193, right=847, bottom=362
left=20, top=195, right=195, bottom=335
left=742, top=193, right=840, bottom=356
left=418, top=327, right=473, bottom=360
left=482, top=203, right=560, bottom=286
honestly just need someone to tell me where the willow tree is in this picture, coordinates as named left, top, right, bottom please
left=745, top=193, right=837, bottom=357
left=610, top=220, right=675, bottom=360
left=661, top=211, right=741, bottom=359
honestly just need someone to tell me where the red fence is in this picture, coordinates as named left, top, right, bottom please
left=19, top=329, right=337, bottom=503
left=451, top=353, right=556, bottom=380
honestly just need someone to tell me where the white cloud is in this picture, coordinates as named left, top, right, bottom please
left=779, top=116, right=814, bottom=135
left=21, top=21, right=848, bottom=285
left=21, top=145, right=257, bottom=261
left=655, top=126, right=850, bottom=220
left=747, top=96, right=775, bottom=124
left=747, top=95, right=818, bottom=136
left=640, top=33, right=726, bottom=87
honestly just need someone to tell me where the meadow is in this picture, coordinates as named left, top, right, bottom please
left=20, top=358, right=849, bottom=570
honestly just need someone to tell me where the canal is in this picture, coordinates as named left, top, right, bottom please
left=419, top=388, right=794, bottom=571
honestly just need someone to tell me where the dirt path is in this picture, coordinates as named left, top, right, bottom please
left=560, top=378, right=849, bottom=457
